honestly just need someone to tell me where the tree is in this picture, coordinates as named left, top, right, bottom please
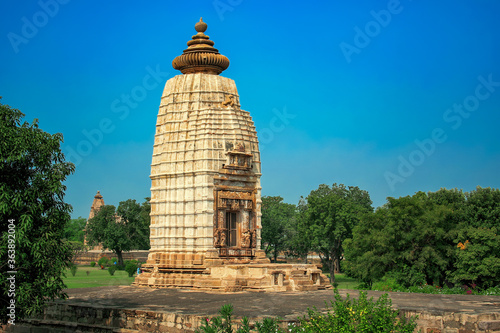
left=261, top=196, right=296, bottom=262
left=64, top=217, right=87, bottom=242
left=450, top=187, right=500, bottom=288
left=85, top=198, right=150, bottom=266
left=344, top=189, right=463, bottom=288
left=301, top=184, right=372, bottom=284
left=0, top=99, right=75, bottom=324
left=286, top=197, right=313, bottom=263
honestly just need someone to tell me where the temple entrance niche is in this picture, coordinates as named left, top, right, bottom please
left=214, top=190, right=257, bottom=258
left=213, top=144, right=258, bottom=259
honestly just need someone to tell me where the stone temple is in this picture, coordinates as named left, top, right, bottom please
left=134, top=18, right=330, bottom=291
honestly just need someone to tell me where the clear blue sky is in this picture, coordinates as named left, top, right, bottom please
left=1, top=1, right=499, bottom=219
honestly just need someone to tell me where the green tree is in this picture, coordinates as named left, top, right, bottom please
left=301, top=184, right=372, bottom=284
left=261, top=196, right=296, bottom=262
left=64, top=217, right=87, bottom=242
left=86, top=198, right=150, bottom=266
left=344, top=189, right=463, bottom=288
left=284, top=197, right=313, bottom=263
left=0, top=99, right=75, bottom=323
left=450, top=187, right=500, bottom=288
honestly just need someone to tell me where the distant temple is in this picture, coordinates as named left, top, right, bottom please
left=84, top=191, right=106, bottom=251
left=134, top=18, right=331, bottom=291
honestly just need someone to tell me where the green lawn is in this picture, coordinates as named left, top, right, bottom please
left=330, top=273, right=359, bottom=290
left=63, top=266, right=136, bottom=289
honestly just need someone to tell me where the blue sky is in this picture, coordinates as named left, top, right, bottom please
left=1, top=0, right=499, bottom=219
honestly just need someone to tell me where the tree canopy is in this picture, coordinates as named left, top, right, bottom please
left=85, top=198, right=150, bottom=266
left=64, top=217, right=87, bottom=243
left=299, top=183, right=372, bottom=284
left=261, top=196, right=297, bottom=262
left=0, top=99, right=75, bottom=324
left=344, top=187, right=500, bottom=289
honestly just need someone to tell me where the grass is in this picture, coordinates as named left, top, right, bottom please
left=327, top=273, right=359, bottom=290
left=63, top=265, right=136, bottom=289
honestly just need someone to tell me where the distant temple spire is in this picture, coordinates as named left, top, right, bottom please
left=88, top=190, right=105, bottom=220
left=172, top=18, right=230, bottom=75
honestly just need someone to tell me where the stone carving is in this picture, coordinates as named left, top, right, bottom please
left=222, top=95, right=235, bottom=108
left=251, top=229, right=257, bottom=248
left=241, top=229, right=251, bottom=248
left=219, top=229, right=227, bottom=247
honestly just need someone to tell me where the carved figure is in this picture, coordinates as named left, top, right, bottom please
left=219, top=230, right=227, bottom=246
left=222, top=95, right=235, bottom=108
left=214, top=229, right=220, bottom=247
left=241, top=229, right=251, bottom=248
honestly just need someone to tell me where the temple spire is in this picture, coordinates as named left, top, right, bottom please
left=172, top=18, right=230, bottom=75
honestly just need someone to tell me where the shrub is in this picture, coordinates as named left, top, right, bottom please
left=108, top=266, right=117, bottom=276
left=90, top=261, right=96, bottom=267
left=70, top=264, right=78, bottom=276
left=196, top=304, right=252, bottom=333
left=98, top=257, right=109, bottom=267
left=125, top=260, right=139, bottom=277
left=294, top=289, right=418, bottom=333
left=196, top=290, right=418, bottom=332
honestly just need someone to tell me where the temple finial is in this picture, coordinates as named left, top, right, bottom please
left=172, top=18, right=229, bottom=75
left=195, top=17, right=207, bottom=33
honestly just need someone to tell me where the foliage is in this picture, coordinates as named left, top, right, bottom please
left=293, top=289, right=418, bottom=333
left=286, top=198, right=313, bottom=263
left=196, top=290, right=418, bottom=333
left=90, top=261, right=96, bottom=267
left=261, top=196, right=297, bottom=262
left=0, top=99, right=75, bottom=323
left=196, top=304, right=284, bottom=333
left=369, top=275, right=500, bottom=295
left=68, top=240, right=87, bottom=261
left=85, top=198, right=150, bottom=266
left=125, top=260, right=139, bottom=277
left=300, top=184, right=372, bottom=284
left=449, top=187, right=500, bottom=288
left=344, top=187, right=500, bottom=290
left=70, top=264, right=78, bottom=277
left=64, top=217, right=87, bottom=242
left=108, top=265, right=117, bottom=276
left=98, top=257, right=110, bottom=267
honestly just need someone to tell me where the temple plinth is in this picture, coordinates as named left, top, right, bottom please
left=134, top=18, right=331, bottom=291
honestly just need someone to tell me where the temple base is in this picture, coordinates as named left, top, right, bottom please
left=133, top=251, right=332, bottom=292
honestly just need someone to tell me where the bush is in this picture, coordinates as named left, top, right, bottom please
left=98, top=257, right=109, bottom=267
left=294, top=289, right=418, bottom=333
left=196, top=290, right=418, bottom=332
left=70, top=264, right=78, bottom=277
left=108, top=266, right=117, bottom=276
left=90, top=261, right=96, bottom=267
left=125, top=260, right=139, bottom=277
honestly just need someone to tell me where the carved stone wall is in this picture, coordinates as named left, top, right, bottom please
left=149, top=73, right=262, bottom=255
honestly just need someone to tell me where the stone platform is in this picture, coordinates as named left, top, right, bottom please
left=5, top=286, right=500, bottom=332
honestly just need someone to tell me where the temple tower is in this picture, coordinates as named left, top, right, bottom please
left=84, top=191, right=105, bottom=250
left=135, top=19, right=330, bottom=291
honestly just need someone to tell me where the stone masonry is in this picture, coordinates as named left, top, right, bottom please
left=133, top=18, right=331, bottom=291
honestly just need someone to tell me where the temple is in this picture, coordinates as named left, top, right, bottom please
left=84, top=191, right=105, bottom=251
left=134, top=18, right=331, bottom=291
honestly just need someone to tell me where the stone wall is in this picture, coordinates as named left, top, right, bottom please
left=5, top=302, right=500, bottom=332
left=72, top=250, right=149, bottom=265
